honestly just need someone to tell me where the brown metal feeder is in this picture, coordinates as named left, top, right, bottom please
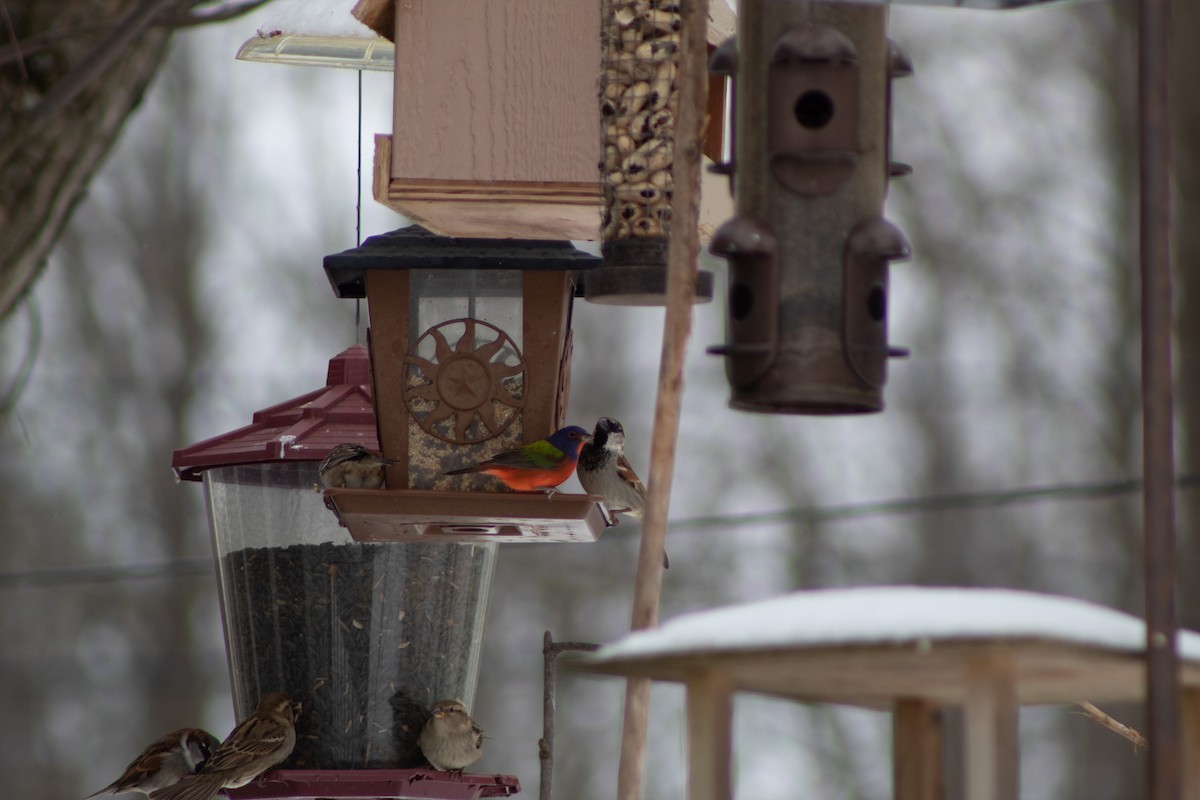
left=322, top=224, right=611, bottom=544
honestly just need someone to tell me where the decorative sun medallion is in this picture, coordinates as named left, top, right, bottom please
left=404, top=318, right=526, bottom=444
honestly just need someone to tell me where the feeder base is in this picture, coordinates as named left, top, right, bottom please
left=227, top=769, right=519, bottom=800
left=324, top=489, right=612, bottom=543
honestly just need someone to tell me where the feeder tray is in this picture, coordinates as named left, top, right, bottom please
left=227, top=769, right=519, bottom=800
left=324, top=489, right=612, bottom=543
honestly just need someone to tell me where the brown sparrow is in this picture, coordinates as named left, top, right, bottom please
left=149, top=692, right=296, bottom=800
left=84, top=728, right=219, bottom=799
left=318, top=443, right=395, bottom=489
left=576, top=417, right=668, bottom=568
left=418, top=699, right=484, bottom=773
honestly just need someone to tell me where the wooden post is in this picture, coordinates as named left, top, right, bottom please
left=615, top=0, right=709, bottom=798
left=894, top=698, right=943, bottom=800
left=686, top=671, right=734, bottom=800
left=963, top=656, right=1018, bottom=800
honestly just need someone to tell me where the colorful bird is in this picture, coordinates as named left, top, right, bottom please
left=85, top=728, right=220, bottom=800
left=418, top=699, right=484, bottom=774
left=149, top=692, right=296, bottom=800
left=318, top=443, right=395, bottom=489
left=443, top=426, right=592, bottom=492
left=576, top=417, right=668, bottom=569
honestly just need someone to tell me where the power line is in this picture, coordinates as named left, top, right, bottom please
left=0, top=556, right=212, bottom=589
left=669, top=473, right=1200, bottom=532
left=1, top=473, right=1197, bottom=589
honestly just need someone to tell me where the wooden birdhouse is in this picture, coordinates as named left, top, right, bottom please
left=322, top=225, right=612, bottom=543
left=362, top=0, right=735, bottom=250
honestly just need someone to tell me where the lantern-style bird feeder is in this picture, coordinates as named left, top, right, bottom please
left=321, top=224, right=613, bottom=544
left=173, top=345, right=501, bottom=779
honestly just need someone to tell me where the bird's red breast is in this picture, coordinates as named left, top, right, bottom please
left=478, top=461, right=577, bottom=491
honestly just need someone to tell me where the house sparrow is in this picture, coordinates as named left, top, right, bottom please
left=418, top=699, right=484, bottom=774
left=318, top=443, right=395, bottom=489
left=444, top=426, right=592, bottom=492
left=150, top=692, right=296, bottom=800
left=577, top=417, right=668, bottom=569
left=84, top=728, right=220, bottom=799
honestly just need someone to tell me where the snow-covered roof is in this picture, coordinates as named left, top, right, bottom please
left=255, top=0, right=377, bottom=40
left=579, top=587, right=1200, bottom=707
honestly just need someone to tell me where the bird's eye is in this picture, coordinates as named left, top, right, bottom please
left=569, top=432, right=578, bottom=439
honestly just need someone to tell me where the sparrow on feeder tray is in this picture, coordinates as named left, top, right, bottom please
left=443, top=425, right=592, bottom=492
left=576, top=417, right=668, bottom=569
left=84, top=728, right=220, bottom=800
left=318, top=443, right=396, bottom=489
left=418, top=699, right=484, bottom=774
left=150, top=692, right=296, bottom=800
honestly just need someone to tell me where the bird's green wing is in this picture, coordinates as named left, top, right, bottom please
left=484, top=440, right=565, bottom=470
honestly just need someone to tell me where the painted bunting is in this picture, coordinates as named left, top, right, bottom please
left=577, top=417, right=669, bottom=568
left=443, top=425, right=592, bottom=492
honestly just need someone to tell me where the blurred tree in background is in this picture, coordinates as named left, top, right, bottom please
left=0, top=0, right=273, bottom=319
left=1, top=1, right=1196, bottom=799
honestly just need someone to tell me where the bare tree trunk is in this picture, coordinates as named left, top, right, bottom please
left=0, top=1, right=175, bottom=318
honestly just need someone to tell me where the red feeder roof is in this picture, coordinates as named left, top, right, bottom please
left=173, top=345, right=379, bottom=482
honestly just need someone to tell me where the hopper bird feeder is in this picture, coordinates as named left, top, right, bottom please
left=173, top=345, right=499, bottom=776
left=321, top=224, right=612, bottom=544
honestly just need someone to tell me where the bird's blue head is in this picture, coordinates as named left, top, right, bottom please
left=547, top=425, right=593, bottom=457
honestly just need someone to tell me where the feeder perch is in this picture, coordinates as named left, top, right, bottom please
left=322, top=225, right=613, bottom=544
left=369, top=0, right=734, bottom=250
left=226, top=768, right=519, bottom=800
left=173, top=345, right=499, bottom=772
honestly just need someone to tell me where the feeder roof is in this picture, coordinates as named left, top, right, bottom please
left=173, top=345, right=378, bottom=481
left=578, top=586, right=1200, bottom=707
left=323, top=225, right=602, bottom=299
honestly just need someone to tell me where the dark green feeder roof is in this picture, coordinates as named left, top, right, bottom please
left=324, top=225, right=602, bottom=299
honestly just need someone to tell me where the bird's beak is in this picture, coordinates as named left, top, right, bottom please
left=582, top=433, right=594, bottom=443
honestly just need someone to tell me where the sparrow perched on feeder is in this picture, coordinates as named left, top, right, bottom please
left=84, top=728, right=220, bottom=799
left=443, top=425, right=592, bottom=492
left=150, top=692, right=297, bottom=800
left=576, top=417, right=668, bottom=569
left=318, top=443, right=395, bottom=489
left=418, top=699, right=484, bottom=773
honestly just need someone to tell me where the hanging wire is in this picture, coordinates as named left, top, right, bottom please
left=354, top=68, right=364, bottom=344
left=1, top=472, right=1195, bottom=590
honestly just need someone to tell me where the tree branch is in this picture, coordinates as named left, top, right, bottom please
left=159, top=0, right=273, bottom=29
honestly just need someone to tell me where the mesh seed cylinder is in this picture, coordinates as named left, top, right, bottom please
left=587, top=0, right=706, bottom=304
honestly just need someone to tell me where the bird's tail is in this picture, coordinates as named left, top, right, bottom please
left=149, top=774, right=225, bottom=800
left=444, top=465, right=484, bottom=476
left=82, top=786, right=116, bottom=800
